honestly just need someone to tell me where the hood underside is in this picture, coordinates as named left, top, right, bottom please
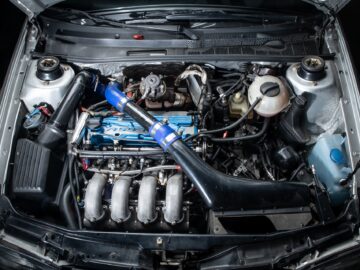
left=10, top=0, right=350, bottom=19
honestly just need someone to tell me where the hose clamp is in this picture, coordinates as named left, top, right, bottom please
left=149, top=122, right=180, bottom=150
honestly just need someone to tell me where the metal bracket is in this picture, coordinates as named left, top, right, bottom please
left=41, top=233, right=66, bottom=262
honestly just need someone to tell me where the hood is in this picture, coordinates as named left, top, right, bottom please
left=10, top=0, right=350, bottom=19
left=10, top=0, right=63, bottom=19
left=303, top=0, right=350, bottom=14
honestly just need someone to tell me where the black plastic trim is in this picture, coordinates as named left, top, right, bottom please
left=0, top=195, right=357, bottom=269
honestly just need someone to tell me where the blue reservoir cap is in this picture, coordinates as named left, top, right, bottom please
left=330, top=148, right=346, bottom=165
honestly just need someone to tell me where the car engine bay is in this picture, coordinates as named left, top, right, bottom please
left=7, top=55, right=356, bottom=235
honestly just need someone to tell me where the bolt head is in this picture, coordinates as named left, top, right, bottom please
left=156, top=237, right=163, bottom=245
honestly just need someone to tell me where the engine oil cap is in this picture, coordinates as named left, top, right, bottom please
left=330, top=148, right=346, bottom=165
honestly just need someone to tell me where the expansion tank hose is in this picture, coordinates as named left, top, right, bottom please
left=104, top=82, right=311, bottom=211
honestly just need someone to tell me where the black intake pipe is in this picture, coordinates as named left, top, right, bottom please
left=105, top=83, right=311, bottom=211
left=37, top=71, right=95, bottom=149
left=168, top=140, right=309, bottom=210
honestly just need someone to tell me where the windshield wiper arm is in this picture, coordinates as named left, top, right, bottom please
left=48, top=8, right=199, bottom=40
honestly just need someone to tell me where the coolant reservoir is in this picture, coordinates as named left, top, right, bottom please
left=20, top=56, right=75, bottom=112
left=286, top=56, right=342, bottom=135
left=308, top=134, right=352, bottom=207
left=248, top=75, right=290, bottom=117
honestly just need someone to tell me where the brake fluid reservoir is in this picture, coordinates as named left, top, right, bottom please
left=229, top=92, right=249, bottom=118
left=308, top=134, right=352, bottom=207
left=286, top=56, right=342, bottom=135
left=20, top=56, right=75, bottom=112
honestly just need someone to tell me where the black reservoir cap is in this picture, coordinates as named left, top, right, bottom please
left=260, top=81, right=280, bottom=97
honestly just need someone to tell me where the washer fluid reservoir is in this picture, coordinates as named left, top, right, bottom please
left=20, top=56, right=75, bottom=112
left=308, top=134, right=352, bottom=207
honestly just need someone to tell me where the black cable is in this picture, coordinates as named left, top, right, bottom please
left=214, top=76, right=244, bottom=105
left=215, top=80, right=239, bottom=89
left=344, top=159, right=360, bottom=183
left=258, top=146, right=275, bottom=180
left=130, top=161, right=145, bottom=179
left=318, top=17, right=331, bottom=54
left=210, top=117, right=270, bottom=142
left=206, top=80, right=213, bottom=95
left=209, top=147, right=221, bottom=162
left=222, top=73, right=242, bottom=78
left=184, top=98, right=261, bottom=143
left=201, top=97, right=262, bottom=135
left=87, top=100, right=108, bottom=111
left=184, top=134, right=197, bottom=142
left=289, top=163, right=306, bottom=182
left=68, top=155, right=83, bottom=229
left=73, top=161, right=81, bottom=197
left=222, top=76, right=244, bottom=97
left=130, top=169, right=144, bottom=179
left=202, top=110, right=211, bottom=128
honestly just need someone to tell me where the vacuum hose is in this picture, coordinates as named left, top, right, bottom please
left=104, top=82, right=311, bottom=211
left=59, top=184, right=78, bottom=230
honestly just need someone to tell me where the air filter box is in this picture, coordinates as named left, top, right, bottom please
left=12, top=139, right=63, bottom=201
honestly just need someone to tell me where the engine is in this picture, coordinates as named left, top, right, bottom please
left=10, top=56, right=353, bottom=234
left=74, top=67, right=202, bottom=231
